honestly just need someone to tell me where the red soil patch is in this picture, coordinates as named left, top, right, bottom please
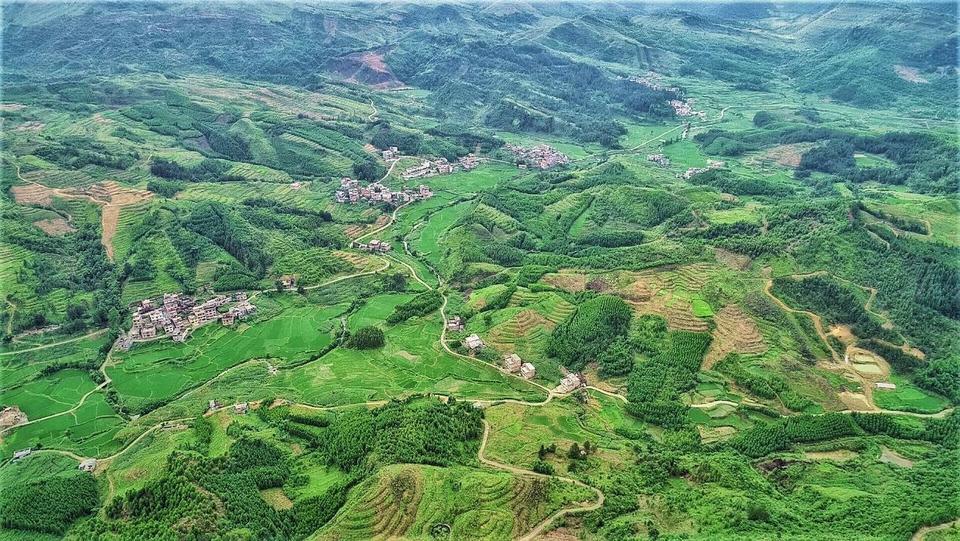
left=704, top=305, right=767, bottom=369
left=33, top=217, right=75, bottom=236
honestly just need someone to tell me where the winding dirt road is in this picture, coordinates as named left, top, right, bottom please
left=478, top=420, right=604, bottom=541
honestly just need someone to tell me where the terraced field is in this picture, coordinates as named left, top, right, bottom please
left=314, top=464, right=593, bottom=541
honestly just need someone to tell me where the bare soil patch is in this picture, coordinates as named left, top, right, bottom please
left=543, top=272, right=588, bottom=293
left=33, top=217, right=75, bottom=236
left=12, top=184, right=55, bottom=206
left=879, top=446, right=913, bottom=468
left=894, top=65, right=929, bottom=84
left=838, top=391, right=874, bottom=412
left=697, top=425, right=737, bottom=444
left=13, top=121, right=44, bottom=133
left=714, top=248, right=752, bottom=270
left=757, top=143, right=815, bottom=168
left=704, top=305, right=767, bottom=369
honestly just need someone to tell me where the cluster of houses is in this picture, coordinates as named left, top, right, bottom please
left=335, top=177, right=433, bottom=206
left=458, top=154, right=484, bottom=170
left=627, top=72, right=680, bottom=93
left=505, top=144, right=570, bottom=170
left=352, top=239, right=392, bottom=253
left=402, top=158, right=454, bottom=180
left=381, top=146, right=400, bottom=160
left=121, top=292, right=256, bottom=347
left=669, top=99, right=706, bottom=119
left=10, top=448, right=97, bottom=473
left=208, top=400, right=250, bottom=414
left=647, top=154, right=671, bottom=167
left=502, top=353, right=536, bottom=380
left=680, top=159, right=726, bottom=179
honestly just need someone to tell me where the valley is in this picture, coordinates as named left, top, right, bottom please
left=0, top=2, right=958, bottom=540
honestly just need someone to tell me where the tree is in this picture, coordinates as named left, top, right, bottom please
left=568, top=442, right=582, bottom=459
left=346, top=326, right=385, bottom=349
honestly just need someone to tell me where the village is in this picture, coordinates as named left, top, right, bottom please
left=335, top=177, right=433, bottom=206
left=118, top=291, right=257, bottom=349
left=505, top=143, right=570, bottom=170
left=679, top=159, right=726, bottom=179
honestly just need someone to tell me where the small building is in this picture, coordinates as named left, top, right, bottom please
left=520, top=363, right=536, bottom=380
left=234, top=402, right=249, bottom=414
left=875, top=382, right=897, bottom=390
left=208, top=400, right=222, bottom=411
left=13, top=449, right=32, bottom=460
left=78, top=458, right=97, bottom=472
left=555, top=372, right=584, bottom=393
left=446, top=316, right=464, bottom=332
left=279, top=275, right=298, bottom=288
left=502, top=353, right=522, bottom=373
left=140, top=325, right=157, bottom=339
left=463, top=334, right=484, bottom=352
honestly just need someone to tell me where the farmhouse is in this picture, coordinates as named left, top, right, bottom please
left=555, top=372, right=584, bottom=393
left=382, top=146, right=399, bottom=160
left=355, top=239, right=392, bottom=253
left=446, top=316, right=464, bottom=331
left=875, top=382, right=897, bottom=390
left=463, top=334, right=484, bottom=352
left=78, top=458, right=97, bottom=472
left=13, top=448, right=32, bottom=460
left=402, top=158, right=454, bottom=180
left=208, top=399, right=222, bottom=411
left=502, top=353, right=522, bottom=373
left=520, top=362, right=537, bottom=380
left=279, top=275, right=298, bottom=288
left=647, top=154, right=671, bottom=167
left=234, top=402, right=249, bottom=414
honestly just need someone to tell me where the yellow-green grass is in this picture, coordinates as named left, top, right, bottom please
left=108, top=302, right=349, bottom=412
left=104, top=422, right=197, bottom=497
left=409, top=200, right=472, bottom=267
left=0, top=335, right=107, bottom=388
left=484, top=391, right=643, bottom=471
left=282, top=313, right=544, bottom=406
left=0, top=391, right=124, bottom=458
left=314, top=463, right=594, bottom=541
left=467, top=284, right=510, bottom=311
left=419, top=162, right=518, bottom=195
left=872, top=375, right=950, bottom=414
left=691, top=296, right=715, bottom=317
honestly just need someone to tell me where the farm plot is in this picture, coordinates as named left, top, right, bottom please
left=703, top=305, right=767, bottom=369
left=419, top=162, right=517, bottom=195
left=484, top=392, right=641, bottom=468
left=283, top=313, right=543, bottom=406
left=108, top=302, right=349, bottom=413
left=0, top=369, right=98, bottom=419
left=408, top=201, right=472, bottom=267
left=314, top=463, right=593, bottom=541
left=0, top=391, right=124, bottom=458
